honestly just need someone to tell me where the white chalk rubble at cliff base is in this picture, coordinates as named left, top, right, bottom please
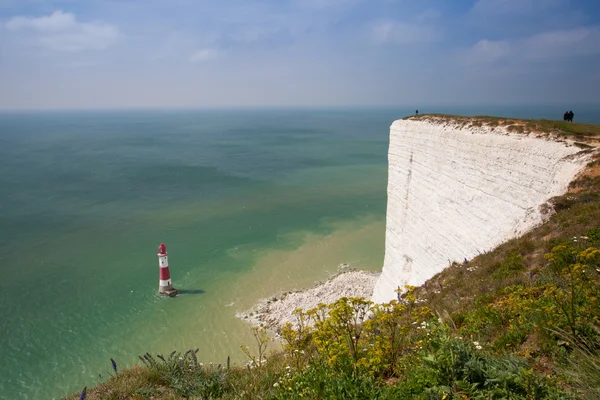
left=240, top=270, right=378, bottom=331
left=371, top=118, right=592, bottom=303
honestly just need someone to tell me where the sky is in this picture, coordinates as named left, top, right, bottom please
left=0, top=0, right=599, bottom=109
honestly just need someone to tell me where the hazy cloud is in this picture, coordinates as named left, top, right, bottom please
left=218, top=25, right=294, bottom=49
left=6, top=10, right=76, bottom=31
left=371, top=20, right=439, bottom=44
left=298, top=0, right=361, bottom=9
left=461, top=26, right=600, bottom=67
left=470, top=0, right=564, bottom=16
left=189, top=48, right=218, bottom=63
left=1, top=0, right=599, bottom=109
left=55, top=61, right=98, bottom=68
left=5, top=10, right=119, bottom=52
left=521, top=27, right=600, bottom=59
left=461, top=39, right=511, bottom=65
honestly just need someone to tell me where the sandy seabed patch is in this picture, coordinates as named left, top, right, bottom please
left=238, top=269, right=379, bottom=331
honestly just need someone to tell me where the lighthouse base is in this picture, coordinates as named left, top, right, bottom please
left=159, top=287, right=180, bottom=297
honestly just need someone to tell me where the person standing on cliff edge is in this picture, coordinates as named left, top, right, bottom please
left=415, top=109, right=419, bottom=115
left=564, top=110, right=574, bottom=122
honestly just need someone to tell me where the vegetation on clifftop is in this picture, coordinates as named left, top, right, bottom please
left=65, top=120, right=600, bottom=400
left=405, top=114, right=600, bottom=143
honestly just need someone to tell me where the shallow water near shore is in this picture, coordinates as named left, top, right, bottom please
left=1, top=106, right=599, bottom=399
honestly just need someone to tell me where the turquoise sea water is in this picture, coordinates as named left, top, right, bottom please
left=1, top=106, right=598, bottom=399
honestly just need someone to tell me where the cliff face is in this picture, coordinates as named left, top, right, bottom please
left=371, top=117, right=589, bottom=303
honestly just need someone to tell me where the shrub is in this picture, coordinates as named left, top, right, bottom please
left=492, top=251, right=525, bottom=280
left=543, top=244, right=600, bottom=338
left=139, top=350, right=228, bottom=398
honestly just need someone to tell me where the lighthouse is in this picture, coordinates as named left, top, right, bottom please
left=157, top=243, right=179, bottom=297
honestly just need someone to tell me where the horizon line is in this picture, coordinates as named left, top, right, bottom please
left=1, top=103, right=598, bottom=113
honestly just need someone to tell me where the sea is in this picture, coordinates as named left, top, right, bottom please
left=1, top=106, right=598, bottom=399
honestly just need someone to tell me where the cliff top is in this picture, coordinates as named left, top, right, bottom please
left=403, top=114, right=600, bottom=145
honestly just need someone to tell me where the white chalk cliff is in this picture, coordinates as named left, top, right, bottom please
left=371, top=117, right=590, bottom=304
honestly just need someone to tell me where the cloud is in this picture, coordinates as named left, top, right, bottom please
left=298, top=0, right=361, bottom=9
left=56, top=61, right=98, bottom=68
left=219, top=25, right=294, bottom=49
left=459, top=26, right=600, bottom=66
left=371, top=20, right=439, bottom=44
left=521, top=27, right=600, bottom=59
left=6, top=10, right=76, bottom=31
left=5, top=10, right=119, bottom=52
left=189, top=48, right=218, bottom=63
left=470, top=0, right=564, bottom=16
left=462, top=39, right=511, bottom=65
left=2, top=0, right=599, bottom=109
left=414, top=10, right=442, bottom=24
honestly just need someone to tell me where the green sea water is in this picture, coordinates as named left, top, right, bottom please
left=2, top=106, right=599, bottom=399
left=0, top=108, right=396, bottom=399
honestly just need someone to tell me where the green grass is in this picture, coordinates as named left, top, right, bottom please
left=403, top=114, right=600, bottom=141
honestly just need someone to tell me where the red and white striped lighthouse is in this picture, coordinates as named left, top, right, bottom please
left=157, top=243, right=179, bottom=297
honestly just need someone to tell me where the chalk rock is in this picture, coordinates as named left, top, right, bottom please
left=371, top=118, right=590, bottom=303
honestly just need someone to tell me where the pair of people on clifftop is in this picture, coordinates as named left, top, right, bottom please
left=563, top=110, right=574, bottom=122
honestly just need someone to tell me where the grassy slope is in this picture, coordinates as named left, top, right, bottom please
left=65, top=116, right=600, bottom=400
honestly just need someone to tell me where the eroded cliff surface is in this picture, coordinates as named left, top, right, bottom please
left=372, top=117, right=590, bottom=303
